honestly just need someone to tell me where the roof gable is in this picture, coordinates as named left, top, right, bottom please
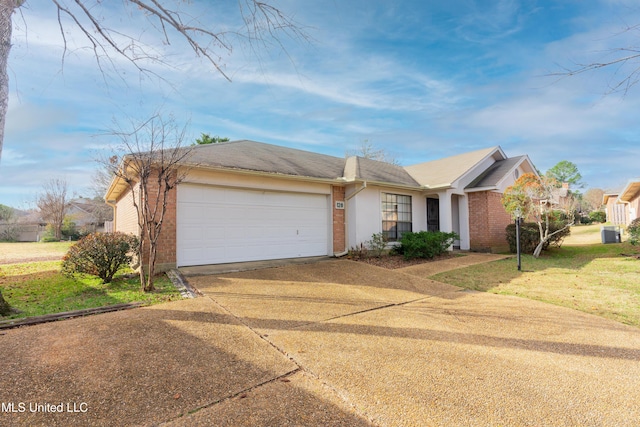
left=404, top=146, right=505, bottom=188
left=345, top=156, right=419, bottom=187
left=618, top=179, right=640, bottom=203
left=466, top=156, right=526, bottom=190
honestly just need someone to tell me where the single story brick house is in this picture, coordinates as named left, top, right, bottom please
left=604, top=179, right=640, bottom=226
left=105, top=140, right=536, bottom=271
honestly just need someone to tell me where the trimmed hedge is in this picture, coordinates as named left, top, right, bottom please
left=506, top=221, right=571, bottom=254
left=588, top=210, right=606, bottom=223
left=62, top=232, right=138, bottom=283
left=396, top=231, right=459, bottom=260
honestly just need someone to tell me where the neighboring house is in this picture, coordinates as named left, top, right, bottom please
left=105, top=141, right=537, bottom=271
left=0, top=209, right=46, bottom=242
left=67, top=198, right=114, bottom=233
left=604, top=179, right=640, bottom=226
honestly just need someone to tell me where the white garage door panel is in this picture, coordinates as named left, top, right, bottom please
left=177, top=185, right=329, bottom=266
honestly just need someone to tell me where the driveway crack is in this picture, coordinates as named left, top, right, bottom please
left=199, top=294, right=380, bottom=426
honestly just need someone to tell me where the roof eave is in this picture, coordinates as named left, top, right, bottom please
left=618, top=179, right=640, bottom=203
left=341, top=177, right=427, bottom=192
left=465, top=186, right=499, bottom=193
left=182, top=163, right=345, bottom=186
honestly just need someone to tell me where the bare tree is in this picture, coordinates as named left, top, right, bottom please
left=346, top=140, right=400, bottom=165
left=0, top=0, right=308, bottom=161
left=36, top=178, right=69, bottom=240
left=91, top=154, right=119, bottom=198
left=0, top=1, right=18, bottom=165
left=110, top=113, right=193, bottom=292
left=583, top=188, right=605, bottom=212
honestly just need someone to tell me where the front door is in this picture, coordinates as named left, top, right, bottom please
left=427, top=198, right=440, bottom=232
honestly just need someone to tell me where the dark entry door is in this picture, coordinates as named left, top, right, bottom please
left=427, top=198, right=440, bottom=232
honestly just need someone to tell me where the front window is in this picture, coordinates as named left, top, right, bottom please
left=382, top=193, right=412, bottom=241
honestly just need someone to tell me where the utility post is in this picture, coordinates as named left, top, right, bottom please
left=515, top=207, right=522, bottom=271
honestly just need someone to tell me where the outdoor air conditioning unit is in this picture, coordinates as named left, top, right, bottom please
left=601, top=226, right=621, bottom=244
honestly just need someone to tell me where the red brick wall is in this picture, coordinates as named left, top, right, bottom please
left=468, top=191, right=512, bottom=252
left=139, top=171, right=177, bottom=271
left=332, top=186, right=346, bottom=253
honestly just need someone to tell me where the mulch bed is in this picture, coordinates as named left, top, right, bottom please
left=348, top=253, right=460, bottom=269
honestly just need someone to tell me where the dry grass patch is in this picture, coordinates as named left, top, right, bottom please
left=0, top=241, right=73, bottom=264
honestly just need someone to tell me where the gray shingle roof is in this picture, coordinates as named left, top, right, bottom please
left=353, top=157, right=420, bottom=186
left=184, top=140, right=346, bottom=180
left=109, top=139, right=535, bottom=201
left=466, top=156, right=525, bottom=189
left=182, top=140, right=421, bottom=187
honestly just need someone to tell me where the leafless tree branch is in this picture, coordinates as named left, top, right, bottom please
left=549, top=21, right=640, bottom=96
left=108, top=112, right=194, bottom=291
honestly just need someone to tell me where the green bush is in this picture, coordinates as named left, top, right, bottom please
left=506, top=221, right=571, bottom=254
left=588, top=210, right=606, bottom=223
left=628, top=218, right=640, bottom=246
left=62, top=232, right=139, bottom=283
left=61, top=217, right=81, bottom=240
left=40, top=225, right=59, bottom=242
left=580, top=215, right=593, bottom=225
left=398, top=231, right=458, bottom=260
left=505, top=222, right=540, bottom=254
left=366, top=232, right=388, bottom=258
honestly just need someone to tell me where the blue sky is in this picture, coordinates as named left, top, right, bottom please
left=2, top=0, right=640, bottom=208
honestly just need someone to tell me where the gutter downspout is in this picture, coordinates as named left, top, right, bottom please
left=334, top=181, right=367, bottom=258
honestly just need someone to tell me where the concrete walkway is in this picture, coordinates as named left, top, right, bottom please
left=397, top=252, right=510, bottom=276
left=1, top=257, right=639, bottom=426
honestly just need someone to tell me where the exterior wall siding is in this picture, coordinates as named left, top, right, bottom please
left=115, top=183, right=140, bottom=236
left=468, top=191, right=511, bottom=252
left=606, top=197, right=628, bottom=225
left=114, top=177, right=178, bottom=272
left=629, top=195, right=639, bottom=223
left=346, top=185, right=426, bottom=248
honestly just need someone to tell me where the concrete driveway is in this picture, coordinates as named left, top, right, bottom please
left=183, top=258, right=640, bottom=426
left=1, top=258, right=639, bottom=426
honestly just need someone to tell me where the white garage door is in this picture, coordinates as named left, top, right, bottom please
left=177, top=184, right=330, bottom=266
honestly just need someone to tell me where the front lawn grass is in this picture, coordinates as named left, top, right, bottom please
left=0, top=260, right=181, bottom=320
left=432, top=239, right=640, bottom=327
left=0, top=241, right=74, bottom=263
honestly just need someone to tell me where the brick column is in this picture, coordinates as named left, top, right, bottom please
left=140, top=170, right=178, bottom=272
left=332, top=186, right=346, bottom=253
